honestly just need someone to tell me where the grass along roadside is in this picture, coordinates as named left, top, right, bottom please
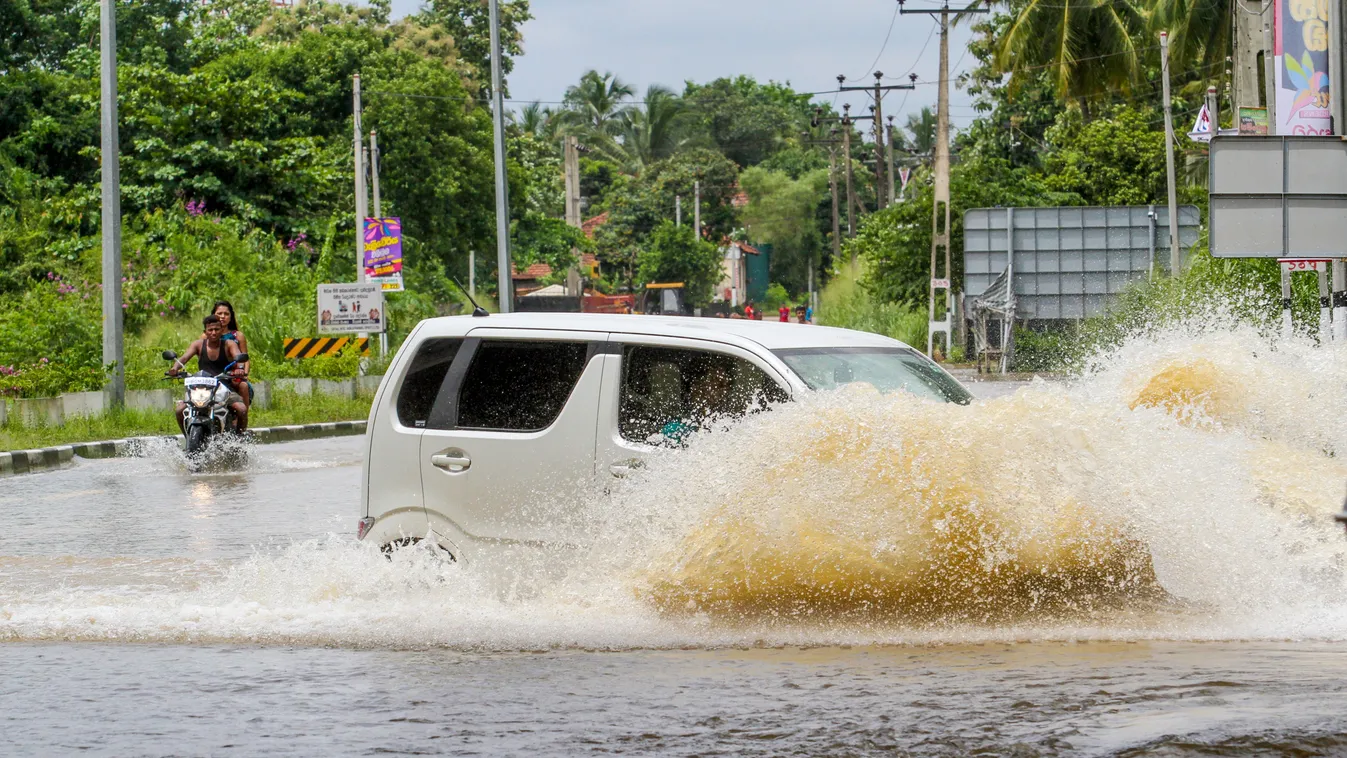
left=0, top=389, right=372, bottom=451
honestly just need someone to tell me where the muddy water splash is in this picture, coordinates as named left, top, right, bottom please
left=602, top=322, right=1347, bottom=630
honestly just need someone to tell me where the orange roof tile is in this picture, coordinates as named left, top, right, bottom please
left=514, top=262, right=553, bottom=279
left=582, top=212, right=610, bottom=239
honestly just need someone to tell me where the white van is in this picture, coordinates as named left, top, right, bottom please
left=358, top=313, right=971, bottom=558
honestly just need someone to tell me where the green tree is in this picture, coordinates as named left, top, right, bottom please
left=560, top=70, right=635, bottom=137
left=1040, top=105, right=1166, bottom=205
left=511, top=210, right=587, bottom=272
left=643, top=148, right=740, bottom=241
left=738, top=166, right=829, bottom=293
left=638, top=220, right=723, bottom=306
left=604, top=84, right=690, bottom=172
left=682, top=76, right=814, bottom=167
left=996, top=0, right=1145, bottom=107
left=905, top=107, right=938, bottom=155
left=416, top=0, right=530, bottom=96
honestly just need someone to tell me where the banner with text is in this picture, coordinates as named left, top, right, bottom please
left=1276, top=0, right=1333, bottom=135
left=363, top=217, right=404, bottom=292
left=318, top=283, right=385, bottom=334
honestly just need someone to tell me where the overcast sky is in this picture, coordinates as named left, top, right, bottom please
left=388, top=0, right=983, bottom=133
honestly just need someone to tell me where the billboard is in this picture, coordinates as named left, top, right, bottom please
left=964, top=206, right=1201, bottom=319
left=1276, top=0, right=1333, bottom=135
left=363, top=217, right=404, bottom=292
left=318, top=283, right=385, bottom=334
left=1209, top=135, right=1347, bottom=257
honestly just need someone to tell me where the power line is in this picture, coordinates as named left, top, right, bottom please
left=846, top=3, right=902, bottom=82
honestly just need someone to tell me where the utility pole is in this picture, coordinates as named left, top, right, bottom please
left=1262, top=0, right=1277, bottom=130
left=563, top=136, right=581, bottom=227
left=899, top=0, right=988, bottom=357
left=100, top=0, right=124, bottom=406
left=694, top=181, right=701, bottom=238
left=839, top=71, right=914, bottom=209
left=1205, top=87, right=1219, bottom=135
left=488, top=0, right=512, bottom=312
left=469, top=250, right=476, bottom=299
left=369, top=133, right=387, bottom=358
left=1161, top=32, right=1181, bottom=276
left=370, top=131, right=381, bottom=218
left=562, top=135, right=582, bottom=296
left=675, top=195, right=682, bottom=227
left=353, top=75, right=367, bottom=284
left=886, top=116, right=897, bottom=207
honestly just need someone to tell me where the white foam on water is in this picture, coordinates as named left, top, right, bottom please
left=6, top=317, right=1347, bottom=649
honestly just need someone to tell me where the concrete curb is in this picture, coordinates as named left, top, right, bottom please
left=0, top=420, right=366, bottom=478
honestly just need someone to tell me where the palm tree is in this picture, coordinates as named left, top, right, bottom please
left=905, top=107, right=938, bottom=156
left=609, top=85, right=689, bottom=171
left=1151, top=0, right=1230, bottom=79
left=559, top=70, right=635, bottom=136
left=995, top=0, right=1145, bottom=109
left=511, top=101, right=556, bottom=140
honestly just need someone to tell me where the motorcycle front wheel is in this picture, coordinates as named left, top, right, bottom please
left=186, top=424, right=209, bottom=455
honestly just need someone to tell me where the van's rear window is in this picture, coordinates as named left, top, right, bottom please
left=396, top=338, right=463, bottom=428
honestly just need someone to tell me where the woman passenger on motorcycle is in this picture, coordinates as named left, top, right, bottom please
left=208, top=300, right=252, bottom=407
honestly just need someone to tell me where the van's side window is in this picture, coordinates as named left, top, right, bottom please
left=457, top=340, right=590, bottom=431
left=618, top=346, right=787, bottom=444
left=396, top=338, right=463, bottom=429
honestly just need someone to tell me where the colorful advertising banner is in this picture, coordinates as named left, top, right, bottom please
left=363, top=217, right=404, bottom=292
left=318, top=283, right=385, bottom=334
left=1276, top=0, right=1333, bottom=135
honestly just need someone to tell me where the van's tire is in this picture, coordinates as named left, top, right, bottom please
left=186, top=424, right=209, bottom=456
left=381, top=537, right=457, bottom=563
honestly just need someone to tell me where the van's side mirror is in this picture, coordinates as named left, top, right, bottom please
left=162, top=350, right=177, bottom=361
left=235, top=352, right=249, bottom=364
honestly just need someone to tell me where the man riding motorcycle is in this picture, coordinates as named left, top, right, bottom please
left=169, top=315, right=249, bottom=433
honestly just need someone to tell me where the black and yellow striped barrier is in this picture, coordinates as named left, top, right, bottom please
left=283, top=337, right=370, bottom=359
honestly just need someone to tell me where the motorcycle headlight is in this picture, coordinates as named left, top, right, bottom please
left=189, top=387, right=213, bottom=407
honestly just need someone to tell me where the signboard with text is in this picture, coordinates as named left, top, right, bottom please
left=1276, top=0, right=1333, bottom=135
left=318, top=283, right=385, bottom=334
left=363, top=217, right=404, bottom=292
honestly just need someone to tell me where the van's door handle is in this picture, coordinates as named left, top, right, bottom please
left=609, top=459, right=643, bottom=477
left=431, top=450, right=471, bottom=472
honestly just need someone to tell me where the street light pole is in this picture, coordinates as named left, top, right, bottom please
left=100, top=0, right=124, bottom=406
left=488, top=0, right=513, bottom=312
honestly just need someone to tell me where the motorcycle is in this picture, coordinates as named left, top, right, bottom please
left=162, top=349, right=249, bottom=457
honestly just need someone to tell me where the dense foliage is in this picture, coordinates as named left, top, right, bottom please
left=0, top=0, right=1250, bottom=398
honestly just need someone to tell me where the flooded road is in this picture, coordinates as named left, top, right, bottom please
left=6, top=327, right=1347, bottom=756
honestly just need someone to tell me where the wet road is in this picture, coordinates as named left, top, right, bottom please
left=3, top=377, right=1347, bottom=756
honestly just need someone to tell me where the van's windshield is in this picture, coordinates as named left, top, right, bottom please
left=773, top=346, right=973, bottom=405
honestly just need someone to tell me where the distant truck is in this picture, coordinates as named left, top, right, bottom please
left=638, top=283, right=691, bottom=316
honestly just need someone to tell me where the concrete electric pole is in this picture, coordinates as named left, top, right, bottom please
left=353, top=75, right=367, bottom=285
left=100, top=0, right=124, bottom=406
left=838, top=71, right=914, bottom=208
left=562, top=135, right=583, bottom=296
left=1161, top=32, right=1181, bottom=276
left=488, top=0, right=513, bottom=312
left=694, top=180, right=701, bottom=238
left=898, top=0, right=988, bottom=357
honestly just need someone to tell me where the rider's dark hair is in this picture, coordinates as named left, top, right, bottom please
left=211, top=300, right=239, bottom=332
left=203, top=314, right=221, bottom=328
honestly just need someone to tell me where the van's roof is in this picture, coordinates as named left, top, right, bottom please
left=423, top=312, right=909, bottom=351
